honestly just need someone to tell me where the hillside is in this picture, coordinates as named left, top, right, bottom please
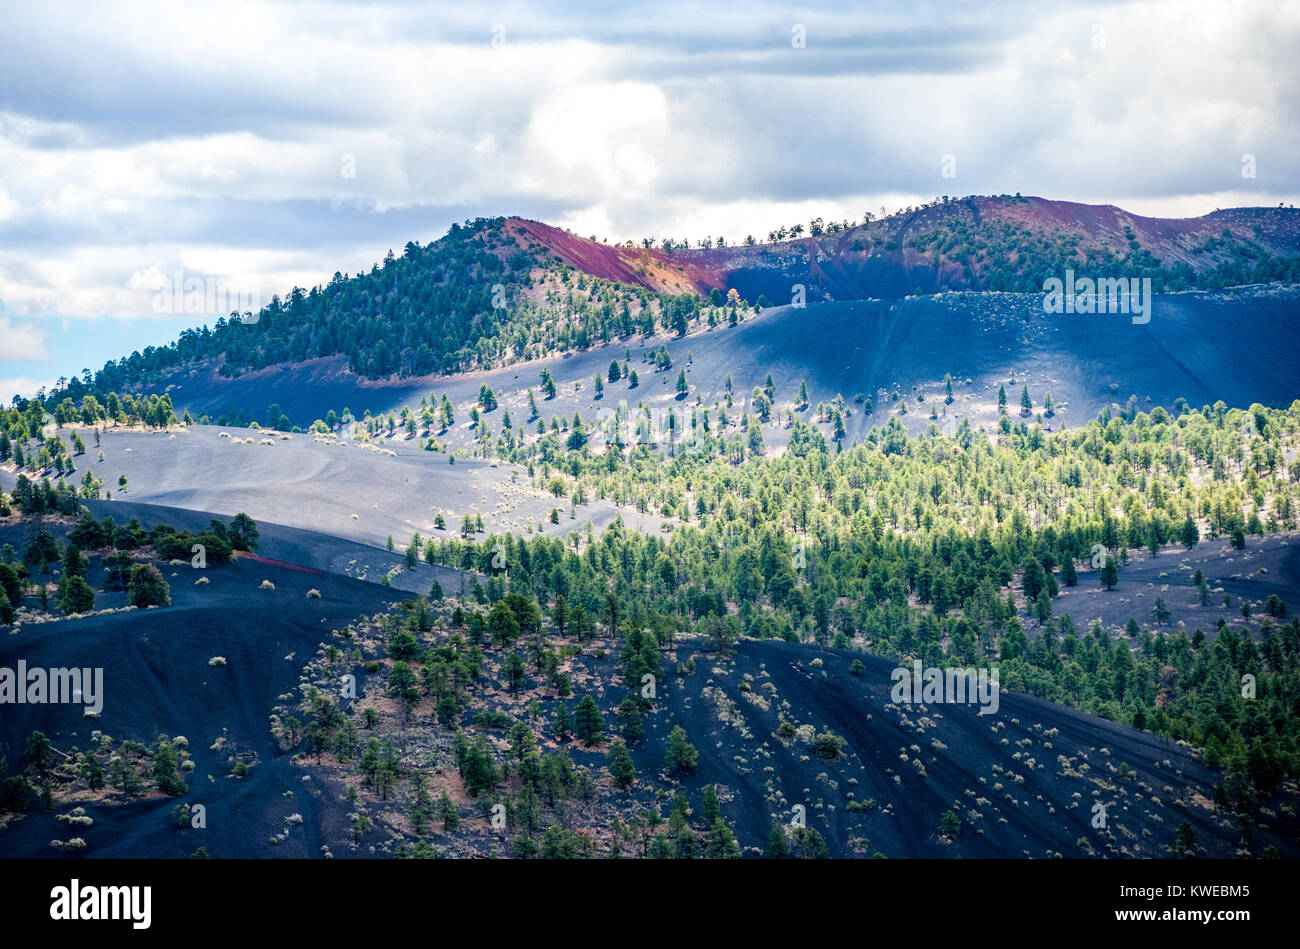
left=4, top=395, right=1300, bottom=860
left=2, top=504, right=1298, bottom=859
left=678, top=196, right=1300, bottom=305
left=130, top=284, right=1300, bottom=446
left=511, top=197, right=1300, bottom=304
left=52, top=197, right=1300, bottom=414
left=3, top=197, right=1300, bottom=864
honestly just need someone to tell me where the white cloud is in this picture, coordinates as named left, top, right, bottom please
left=519, top=81, right=669, bottom=202
left=0, top=375, right=55, bottom=400
left=0, top=316, right=48, bottom=361
left=0, top=0, right=1292, bottom=385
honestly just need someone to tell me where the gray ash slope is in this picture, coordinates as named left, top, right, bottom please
left=0, top=427, right=666, bottom=554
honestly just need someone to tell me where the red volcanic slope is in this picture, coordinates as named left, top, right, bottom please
left=503, top=217, right=726, bottom=294
left=494, top=197, right=1300, bottom=302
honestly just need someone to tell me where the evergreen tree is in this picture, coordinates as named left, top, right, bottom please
left=552, top=702, right=572, bottom=742
left=608, top=738, right=635, bottom=789
left=767, top=823, right=790, bottom=858
left=664, top=726, right=698, bottom=775
left=702, top=784, right=720, bottom=825
left=1100, top=555, right=1119, bottom=590
left=439, top=790, right=459, bottom=831
left=705, top=818, right=741, bottom=858
left=574, top=694, right=604, bottom=745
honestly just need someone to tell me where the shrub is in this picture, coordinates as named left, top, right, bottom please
left=127, top=563, right=170, bottom=608
left=57, top=574, right=96, bottom=614
left=813, top=731, right=845, bottom=759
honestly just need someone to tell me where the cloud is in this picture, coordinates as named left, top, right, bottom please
left=0, top=0, right=1293, bottom=385
left=0, top=375, right=55, bottom=401
left=0, top=316, right=48, bottom=361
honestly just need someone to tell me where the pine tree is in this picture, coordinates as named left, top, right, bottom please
left=80, top=752, right=105, bottom=790
left=705, top=818, right=741, bottom=858
left=702, top=784, right=720, bottom=824
left=574, top=694, right=604, bottom=745
left=439, top=790, right=459, bottom=831
left=57, top=574, right=95, bottom=614
left=62, top=542, right=86, bottom=578
left=608, top=738, right=635, bottom=789
left=1100, top=555, right=1119, bottom=590
left=617, top=697, right=644, bottom=743
left=1061, top=556, right=1078, bottom=587
left=767, top=823, right=790, bottom=858
left=550, top=594, right=569, bottom=636
left=939, top=809, right=962, bottom=838
left=664, top=725, right=698, bottom=775
left=552, top=702, right=572, bottom=741
left=503, top=652, right=526, bottom=692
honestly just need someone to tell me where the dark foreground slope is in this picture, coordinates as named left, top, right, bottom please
left=0, top=552, right=403, bottom=858
left=4, top=538, right=1296, bottom=859
left=654, top=641, right=1296, bottom=858
left=284, top=627, right=1299, bottom=860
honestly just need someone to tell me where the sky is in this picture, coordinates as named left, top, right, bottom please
left=1, top=0, right=1297, bottom=399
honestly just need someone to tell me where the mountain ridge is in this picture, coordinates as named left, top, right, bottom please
left=23, top=195, right=1300, bottom=421
left=512, top=194, right=1300, bottom=304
